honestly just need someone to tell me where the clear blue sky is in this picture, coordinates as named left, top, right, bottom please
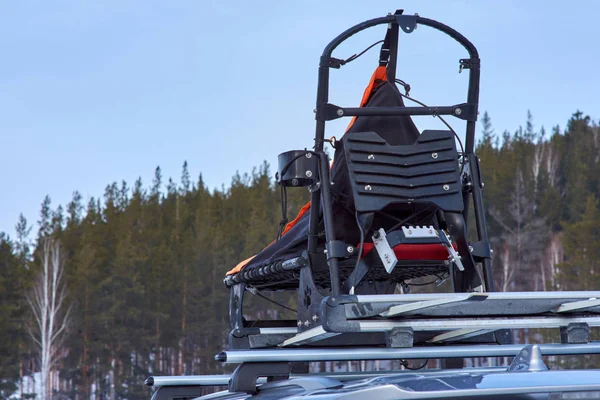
left=1, top=0, right=598, bottom=238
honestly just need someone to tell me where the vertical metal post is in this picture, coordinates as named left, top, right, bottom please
left=318, top=153, right=341, bottom=296
left=469, top=154, right=495, bottom=291
left=308, top=66, right=330, bottom=254
left=310, top=64, right=342, bottom=295
left=464, top=61, right=480, bottom=155
left=463, top=60, right=494, bottom=291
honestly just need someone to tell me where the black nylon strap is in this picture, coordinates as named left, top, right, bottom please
left=379, top=29, right=391, bottom=66
left=386, top=20, right=399, bottom=82
left=380, top=9, right=403, bottom=70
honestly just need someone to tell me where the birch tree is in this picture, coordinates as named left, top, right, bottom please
left=490, top=169, right=547, bottom=291
left=27, top=238, right=72, bottom=400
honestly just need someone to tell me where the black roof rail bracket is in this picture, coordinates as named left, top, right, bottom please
left=229, top=362, right=291, bottom=394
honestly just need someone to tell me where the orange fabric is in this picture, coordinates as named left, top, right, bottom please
left=227, top=66, right=388, bottom=276
left=229, top=255, right=257, bottom=275
left=225, top=202, right=313, bottom=275
left=281, top=201, right=311, bottom=237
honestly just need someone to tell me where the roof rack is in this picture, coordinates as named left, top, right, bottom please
left=146, top=343, right=600, bottom=398
left=228, top=290, right=600, bottom=349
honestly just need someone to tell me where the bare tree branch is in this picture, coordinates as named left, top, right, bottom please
left=27, top=237, right=72, bottom=400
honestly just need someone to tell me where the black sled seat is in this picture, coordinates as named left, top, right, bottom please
left=224, top=11, right=498, bottom=349
left=225, top=80, right=477, bottom=293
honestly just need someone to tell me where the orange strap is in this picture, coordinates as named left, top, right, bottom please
left=226, top=66, right=387, bottom=276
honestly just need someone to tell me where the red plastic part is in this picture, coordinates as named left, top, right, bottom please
left=360, top=243, right=452, bottom=261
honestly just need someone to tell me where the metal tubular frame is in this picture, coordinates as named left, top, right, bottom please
left=308, top=12, right=493, bottom=294
left=216, top=343, right=600, bottom=364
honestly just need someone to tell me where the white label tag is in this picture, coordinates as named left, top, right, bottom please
left=372, top=228, right=398, bottom=274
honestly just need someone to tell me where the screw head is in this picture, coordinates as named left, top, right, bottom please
left=365, top=185, right=372, bottom=191
left=305, top=152, right=312, bottom=158
left=291, top=178, right=299, bottom=186
left=336, top=109, right=344, bottom=116
left=368, top=154, right=375, bottom=160
left=347, top=246, right=354, bottom=254
left=305, top=170, right=313, bottom=178
left=431, top=152, right=438, bottom=159
left=454, top=108, right=462, bottom=116
left=443, top=184, right=450, bottom=190
left=469, top=245, right=474, bottom=252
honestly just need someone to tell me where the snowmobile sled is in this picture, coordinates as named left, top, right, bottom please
left=145, top=11, right=600, bottom=400
left=223, top=10, right=497, bottom=350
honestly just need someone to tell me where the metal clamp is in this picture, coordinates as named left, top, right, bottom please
left=372, top=228, right=398, bottom=274
left=325, top=241, right=354, bottom=260
left=442, top=230, right=465, bottom=271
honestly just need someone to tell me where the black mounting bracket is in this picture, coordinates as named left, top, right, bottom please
left=560, top=323, right=590, bottom=344
left=320, top=55, right=345, bottom=69
left=395, top=14, right=418, bottom=34
left=229, top=362, right=291, bottom=394
left=453, top=103, right=478, bottom=121
left=325, top=240, right=354, bottom=260
left=316, top=103, right=344, bottom=121
left=459, top=58, right=480, bottom=73
left=469, top=240, right=492, bottom=261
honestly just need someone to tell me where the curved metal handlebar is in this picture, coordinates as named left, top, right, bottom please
left=320, top=14, right=479, bottom=61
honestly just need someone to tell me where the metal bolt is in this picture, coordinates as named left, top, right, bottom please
left=469, top=246, right=474, bottom=252
left=443, top=184, right=450, bottom=190
left=347, top=246, right=354, bottom=254
left=304, top=320, right=310, bottom=327
left=365, top=185, right=372, bottom=191
left=305, top=170, right=313, bottom=178
left=368, top=154, right=375, bottom=160
left=431, top=152, right=438, bottom=159
left=454, top=108, right=462, bottom=116
left=306, top=152, right=312, bottom=158
left=291, top=178, right=299, bottom=186
left=297, top=320, right=302, bottom=327
left=336, top=109, right=344, bottom=116
left=312, top=315, right=318, bottom=321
